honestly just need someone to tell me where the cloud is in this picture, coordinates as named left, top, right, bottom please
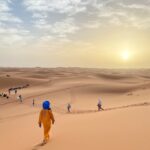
left=21, top=0, right=150, bottom=52
left=0, top=24, right=33, bottom=47
left=23, top=0, right=82, bottom=41
left=0, top=0, right=22, bottom=23
left=117, top=1, right=150, bottom=29
left=0, top=1, right=10, bottom=12
left=34, top=19, right=51, bottom=29
left=86, top=0, right=150, bottom=29
left=23, top=0, right=150, bottom=37
left=1, top=0, right=150, bottom=50
left=0, top=0, right=150, bottom=68
left=34, top=17, right=79, bottom=38
left=120, top=3, right=150, bottom=10
left=23, top=0, right=86, bottom=15
left=0, top=12, right=22, bottom=23
left=83, top=21, right=101, bottom=28
left=50, top=18, right=79, bottom=37
left=0, top=1, right=30, bottom=47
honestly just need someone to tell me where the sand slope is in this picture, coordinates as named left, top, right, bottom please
left=0, top=68, right=150, bottom=150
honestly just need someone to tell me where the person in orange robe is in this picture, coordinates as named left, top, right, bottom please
left=39, top=100, right=55, bottom=143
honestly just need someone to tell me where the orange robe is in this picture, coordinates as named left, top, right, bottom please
left=39, top=109, right=55, bottom=141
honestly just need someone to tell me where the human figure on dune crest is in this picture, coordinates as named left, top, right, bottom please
left=8, top=89, right=11, bottom=95
left=39, top=100, right=55, bottom=144
left=19, top=95, right=22, bottom=102
left=32, top=99, right=35, bottom=106
left=15, top=89, right=17, bottom=94
left=97, top=98, right=104, bottom=111
left=67, top=103, right=71, bottom=113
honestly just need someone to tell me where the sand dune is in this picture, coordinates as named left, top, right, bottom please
left=0, top=68, right=150, bottom=150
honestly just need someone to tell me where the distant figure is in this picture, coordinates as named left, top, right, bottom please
left=15, top=89, right=17, bottom=94
left=2, top=93, right=9, bottom=99
left=19, top=95, right=22, bottom=102
left=3, top=94, right=7, bottom=97
left=8, top=89, right=11, bottom=95
left=39, top=100, right=55, bottom=144
left=32, top=99, right=35, bottom=106
left=67, top=103, right=71, bottom=113
left=97, top=98, right=104, bottom=111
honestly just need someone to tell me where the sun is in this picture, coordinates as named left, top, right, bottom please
left=121, top=50, right=130, bottom=61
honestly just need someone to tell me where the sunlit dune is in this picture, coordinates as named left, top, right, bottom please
left=0, top=68, right=150, bottom=150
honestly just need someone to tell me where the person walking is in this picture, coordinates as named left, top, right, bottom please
left=19, top=95, right=22, bottom=102
left=97, top=98, right=104, bottom=111
left=38, top=100, right=55, bottom=144
left=67, top=103, right=71, bottom=113
left=32, top=99, right=35, bottom=106
left=15, top=89, right=17, bottom=94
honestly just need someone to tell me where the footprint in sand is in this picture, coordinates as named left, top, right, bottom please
left=127, top=92, right=133, bottom=96
left=32, top=142, right=47, bottom=150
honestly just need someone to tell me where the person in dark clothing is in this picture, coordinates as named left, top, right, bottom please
left=15, top=89, right=17, bottom=94
left=67, top=103, right=71, bottom=113
left=8, top=89, right=11, bottom=95
left=33, top=99, right=35, bottom=106
left=19, top=95, right=22, bottom=102
left=97, top=98, right=104, bottom=111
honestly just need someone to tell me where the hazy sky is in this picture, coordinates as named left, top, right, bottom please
left=0, top=0, right=150, bottom=68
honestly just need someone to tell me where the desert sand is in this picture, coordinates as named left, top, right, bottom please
left=0, top=67, right=150, bottom=150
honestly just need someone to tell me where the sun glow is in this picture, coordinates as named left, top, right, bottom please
left=121, top=50, right=130, bottom=61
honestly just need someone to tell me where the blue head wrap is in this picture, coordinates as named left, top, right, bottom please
left=43, top=100, right=50, bottom=110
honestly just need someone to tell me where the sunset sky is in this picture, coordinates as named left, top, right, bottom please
left=0, top=0, right=150, bottom=68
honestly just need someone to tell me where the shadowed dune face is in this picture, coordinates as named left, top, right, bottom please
left=0, top=67, right=150, bottom=92
left=95, top=73, right=132, bottom=80
left=0, top=76, right=47, bottom=89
